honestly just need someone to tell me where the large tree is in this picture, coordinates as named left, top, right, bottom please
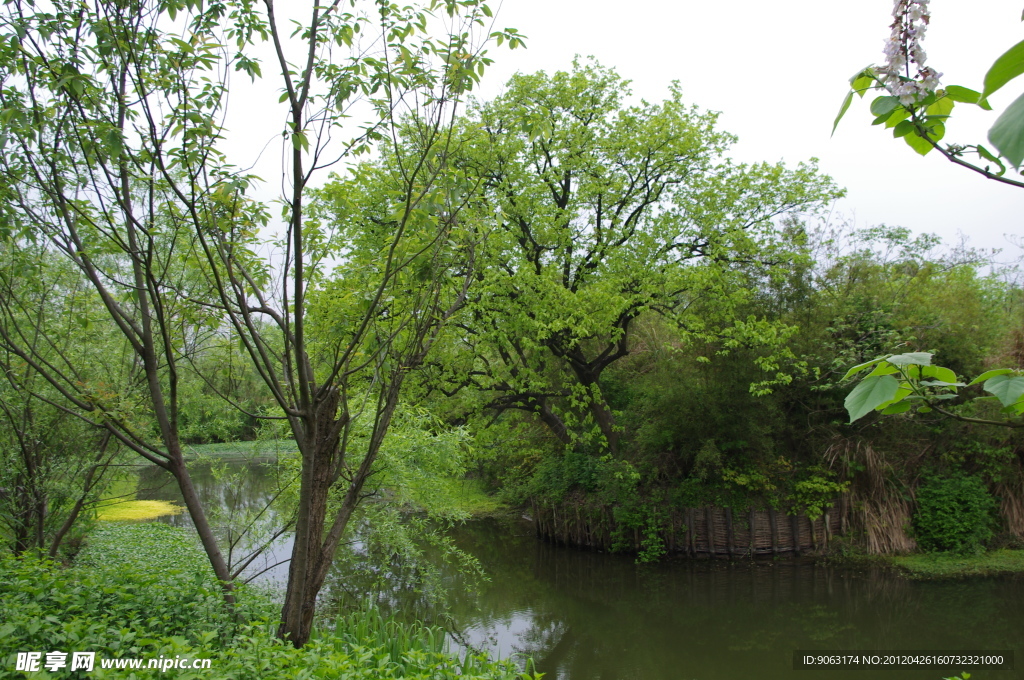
left=0, top=0, right=521, bottom=646
left=421, top=61, right=842, bottom=454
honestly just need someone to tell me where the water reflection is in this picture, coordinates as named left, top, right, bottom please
left=131, top=461, right=1023, bottom=680
left=136, top=457, right=294, bottom=586
left=434, top=518, right=1023, bottom=680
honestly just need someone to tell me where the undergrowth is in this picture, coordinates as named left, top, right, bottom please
left=0, top=523, right=536, bottom=679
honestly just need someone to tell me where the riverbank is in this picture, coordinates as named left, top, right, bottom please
left=0, top=523, right=535, bottom=680
left=824, top=547, right=1024, bottom=579
left=892, top=549, right=1024, bottom=578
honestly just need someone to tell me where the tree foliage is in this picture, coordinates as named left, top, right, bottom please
left=420, top=60, right=842, bottom=455
left=0, top=0, right=523, bottom=646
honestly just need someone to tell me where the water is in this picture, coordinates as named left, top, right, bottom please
left=439, top=518, right=1022, bottom=680
left=133, top=459, right=1024, bottom=680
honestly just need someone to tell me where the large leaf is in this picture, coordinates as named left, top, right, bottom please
left=987, top=89, right=1024, bottom=168
left=876, top=384, right=913, bottom=411
left=921, top=365, right=958, bottom=384
left=845, top=375, right=900, bottom=423
left=851, top=72, right=875, bottom=97
left=904, top=128, right=934, bottom=156
left=870, top=96, right=900, bottom=117
left=832, top=90, right=853, bottom=137
left=926, top=97, right=955, bottom=117
left=841, top=356, right=888, bottom=381
left=944, top=85, right=992, bottom=110
left=982, top=39, right=1024, bottom=99
left=968, top=368, right=1015, bottom=386
left=886, top=352, right=933, bottom=367
left=983, top=374, right=1024, bottom=407
left=867, top=362, right=899, bottom=377
left=880, top=401, right=912, bottom=415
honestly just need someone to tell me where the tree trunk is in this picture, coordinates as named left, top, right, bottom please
left=278, top=381, right=402, bottom=647
left=168, top=450, right=234, bottom=603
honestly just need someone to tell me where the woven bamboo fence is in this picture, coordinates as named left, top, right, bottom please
left=530, top=497, right=848, bottom=556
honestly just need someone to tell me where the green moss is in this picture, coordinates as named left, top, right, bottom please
left=95, top=499, right=185, bottom=521
left=893, top=549, right=1024, bottom=578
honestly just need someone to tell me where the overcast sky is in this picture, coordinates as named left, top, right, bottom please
left=226, top=0, right=1023, bottom=258
left=468, top=0, right=1023, bottom=256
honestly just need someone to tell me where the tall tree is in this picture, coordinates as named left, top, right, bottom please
left=0, top=0, right=521, bottom=646
left=421, top=61, right=842, bottom=453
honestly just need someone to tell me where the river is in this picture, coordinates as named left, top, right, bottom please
left=133, top=456, right=1023, bottom=680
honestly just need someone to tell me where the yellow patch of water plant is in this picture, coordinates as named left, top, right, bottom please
left=95, top=500, right=185, bottom=521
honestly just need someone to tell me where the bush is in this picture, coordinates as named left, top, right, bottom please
left=0, top=523, right=536, bottom=679
left=912, top=475, right=996, bottom=554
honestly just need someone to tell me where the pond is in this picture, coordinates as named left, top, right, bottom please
left=132, top=458, right=1023, bottom=680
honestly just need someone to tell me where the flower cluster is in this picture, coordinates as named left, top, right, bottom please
left=878, top=0, right=942, bottom=107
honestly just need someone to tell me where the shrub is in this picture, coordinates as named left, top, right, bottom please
left=912, top=475, right=996, bottom=554
left=0, top=523, right=536, bottom=679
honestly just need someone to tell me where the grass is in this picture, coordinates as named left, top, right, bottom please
left=446, top=477, right=511, bottom=517
left=892, top=548, right=1024, bottom=578
left=182, top=439, right=297, bottom=458
left=95, top=499, right=186, bottom=521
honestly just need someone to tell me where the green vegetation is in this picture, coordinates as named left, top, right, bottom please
left=912, top=475, right=997, bottom=554
left=894, top=549, right=1024, bottom=578
left=0, top=0, right=1020, bottom=672
left=444, top=479, right=511, bottom=518
left=182, top=440, right=298, bottom=459
left=0, top=523, right=535, bottom=680
left=94, top=500, right=185, bottom=522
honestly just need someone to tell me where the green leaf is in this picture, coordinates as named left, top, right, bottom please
left=872, top=111, right=894, bottom=126
left=892, top=119, right=914, bottom=138
left=944, top=85, right=992, bottom=110
left=876, top=384, right=913, bottom=410
left=975, top=144, right=1007, bottom=175
left=886, top=352, right=932, bottom=367
left=917, top=406, right=933, bottom=413
left=852, top=73, right=875, bottom=97
left=982, top=39, right=1024, bottom=99
left=867, top=362, right=899, bottom=377
left=832, top=90, right=853, bottom=137
left=925, top=120, right=946, bottom=142
left=982, top=374, right=1024, bottom=407
left=926, top=97, right=955, bottom=118
left=845, top=375, right=900, bottom=423
left=880, top=400, right=912, bottom=415
left=987, top=89, right=1024, bottom=168
left=885, top=107, right=910, bottom=128
left=870, top=95, right=900, bottom=117
left=842, top=356, right=887, bottom=381
left=921, top=365, right=957, bottom=383
left=968, top=368, right=1015, bottom=386
left=904, top=128, right=934, bottom=155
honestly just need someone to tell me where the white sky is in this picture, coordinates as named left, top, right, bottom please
left=225, top=0, right=1023, bottom=257
left=470, top=0, right=1024, bottom=256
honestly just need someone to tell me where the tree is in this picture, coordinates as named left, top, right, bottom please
left=834, top=0, right=1024, bottom=185
left=0, top=0, right=522, bottom=647
left=420, top=60, right=841, bottom=454
left=0, top=246, right=123, bottom=556
left=835, top=0, right=1024, bottom=427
